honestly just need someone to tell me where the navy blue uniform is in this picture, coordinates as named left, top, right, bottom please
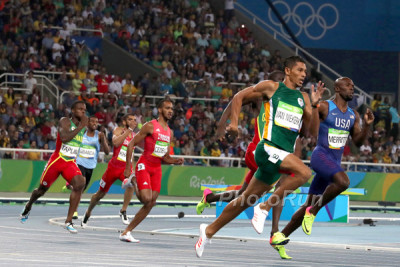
left=309, top=100, right=356, bottom=195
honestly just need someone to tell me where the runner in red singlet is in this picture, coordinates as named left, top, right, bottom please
left=119, top=98, right=184, bottom=243
left=81, top=114, right=138, bottom=227
left=20, top=101, right=88, bottom=233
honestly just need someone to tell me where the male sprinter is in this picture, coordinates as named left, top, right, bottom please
left=119, top=98, right=184, bottom=242
left=196, top=70, right=286, bottom=215
left=195, top=56, right=324, bottom=257
left=63, top=116, right=110, bottom=219
left=81, top=114, right=138, bottom=227
left=20, top=101, right=88, bottom=233
left=196, top=70, right=301, bottom=259
left=271, top=77, right=374, bottom=258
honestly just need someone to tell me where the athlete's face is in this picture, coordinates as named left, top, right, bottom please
left=159, top=101, right=174, bottom=120
left=88, top=117, right=98, bottom=131
left=286, top=62, right=307, bottom=87
left=72, top=103, right=86, bottom=119
left=125, top=115, right=138, bottom=130
left=336, top=78, right=354, bottom=101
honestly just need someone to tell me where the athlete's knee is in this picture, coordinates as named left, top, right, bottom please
left=336, top=177, right=350, bottom=191
left=298, top=167, right=312, bottom=183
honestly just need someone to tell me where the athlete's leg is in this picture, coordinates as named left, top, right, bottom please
left=85, top=189, right=107, bottom=218
left=121, top=189, right=158, bottom=235
left=121, top=186, right=135, bottom=212
left=260, top=155, right=311, bottom=212
left=270, top=175, right=286, bottom=236
left=83, top=168, right=93, bottom=191
left=205, top=178, right=271, bottom=238
left=281, top=194, right=320, bottom=237
left=66, top=174, right=85, bottom=223
left=206, top=182, right=249, bottom=203
left=22, top=185, right=49, bottom=215
left=309, top=171, right=349, bottom=215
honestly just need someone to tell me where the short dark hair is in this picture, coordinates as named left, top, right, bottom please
left=71, top=100, right=86, bottom=110
left=268, top=70, right=284, bottom=82
left=284, top=56, right=306, bottom=69
left=157, top=97, right=174, bottom=109
left=122, top=114, right=135, bottom=121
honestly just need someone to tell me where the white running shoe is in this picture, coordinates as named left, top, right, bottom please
left=119, top=210, right=130, bottom=225
left=251, top=203, right=268, bottom=234
left=119, top=231, right=140, bottom=243
left=195, top=223, right=210, bottom=258
left=81, top=211, right=90, bottom=228
left=65, top=222, right=78, bottom=234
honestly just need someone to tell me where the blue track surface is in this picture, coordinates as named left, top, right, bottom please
left=0, top=203, right=399, bottom=266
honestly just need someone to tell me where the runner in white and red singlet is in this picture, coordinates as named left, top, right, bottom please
left=81, top=114, right=138, bottom=227
left=119, top=98, right=184, bottom=243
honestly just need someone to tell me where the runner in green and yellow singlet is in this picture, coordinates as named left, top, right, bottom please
left=195, top=56, right=326, bottom=258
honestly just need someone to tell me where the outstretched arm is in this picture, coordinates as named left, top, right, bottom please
left=99, top=131, right=110, bottom=155
left=302, top=81, right=326, bottom=138
left=351, top=109, right=374, bottom=146
left=123, top=122, right=153, bottom=177
left=228, top=80, right=277, bottom=136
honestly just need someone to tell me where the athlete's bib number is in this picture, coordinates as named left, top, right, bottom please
left=79, top=145, right=96, bottom=159
left=117, top=146, right=128, bottom=162
left=274, top=101, right=303, bottom=132
left=152, top=141, right=169, bottom=157
left=328, top=128, right=349, bottom=149
left=60, top=143, right=80, bottom=158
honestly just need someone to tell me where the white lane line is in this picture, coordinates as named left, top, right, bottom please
left=47, top=216, right=400, bottom=253
left=349, top=216, right=400, bottom=221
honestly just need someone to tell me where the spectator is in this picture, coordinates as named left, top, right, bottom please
left=24, top=71, right=37, bottom=94
left=108, top=76, right=122, bottom=95
left=389, top=102, right=399, bottom=140
left=27, top=140, right=40, bottom=160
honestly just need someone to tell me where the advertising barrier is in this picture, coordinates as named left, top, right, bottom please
left=0, top=159, right=399, bottom=202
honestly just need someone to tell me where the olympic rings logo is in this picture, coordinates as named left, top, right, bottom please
left=268, top=1, right=339, bottom=40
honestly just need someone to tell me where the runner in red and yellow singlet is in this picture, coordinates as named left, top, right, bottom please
left=20, top=101, right=88, bottom=234
left=119, top=98, right=184, bottom=243
left=81, top=114, right=138, bottom=227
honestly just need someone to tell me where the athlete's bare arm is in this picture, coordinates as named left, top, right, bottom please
left=99, top=131, right=110, bottom=155
left=58, top=115, right=88, bottom=143
left=124, top=122, right=154, bottom=177
left=350, top=108, right=374, bottom=146
left=228, top=80, right=278, bottom=135
left=216, top=98, right=259, bottom=139
left=303, top=81, right=326, bottom=138
left=112, top=127, right=132, bottom=147
left=163, top=131, right=184, bottom=165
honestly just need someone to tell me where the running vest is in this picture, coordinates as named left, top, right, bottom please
left=76, top=130, right=100, bottom=169
left=55, top=119, right=85, bottom=160
left=316, top=100, right=355, bottom=160
left=141, top=119, right=171, bottom=165
left=262, top=82, right=305, bottom=153
left=110, top=129, right=135, bottom=168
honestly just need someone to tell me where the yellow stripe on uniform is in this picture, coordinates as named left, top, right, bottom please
left=262, top=100, right=273, bottom=140
left=39, top=155, right=61, bottom=184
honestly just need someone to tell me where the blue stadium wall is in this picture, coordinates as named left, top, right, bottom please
left=237, top=0, right=399, bottom=94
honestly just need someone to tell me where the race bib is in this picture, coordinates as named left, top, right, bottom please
left=274, top=101, right=303, bottom=132
left=60, top=143, right=80, bottom=158
left=152, top=140, right=169, bottom=157
left=328, top=128, right=349, bottom=149
left=78, top=145, right=96, bottom=159
left=117, top=146, right=128, bottom=162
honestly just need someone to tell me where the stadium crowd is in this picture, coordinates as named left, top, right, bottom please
left=0, top=0, right=399, bottom=171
